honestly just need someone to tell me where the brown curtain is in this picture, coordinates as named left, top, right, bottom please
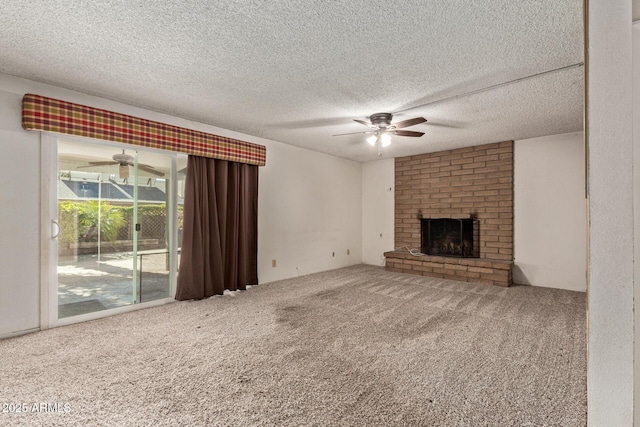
left=176, top=156, right=258, bottom=300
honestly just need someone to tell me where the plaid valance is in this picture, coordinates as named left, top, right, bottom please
left=22, top=94, right=266, bottom=166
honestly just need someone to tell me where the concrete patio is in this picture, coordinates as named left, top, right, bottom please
left=57, top=250, right=173, bottom=318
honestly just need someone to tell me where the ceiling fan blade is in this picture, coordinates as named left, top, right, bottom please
left=138, top=164, right=165, bottom=177
left=332, top=131, right=375, bottom=136
left=392, top=130, right=425, bottom=137
left=393, top=117, right=427, bottom=129
left=77, top=161, right=118, bottom=168
left=354, top=119, right=376, bottom=128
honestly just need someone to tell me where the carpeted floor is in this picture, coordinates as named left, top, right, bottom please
left=0, top=265, right=586, bottom=426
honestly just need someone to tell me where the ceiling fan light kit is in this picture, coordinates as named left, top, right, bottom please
left=334, top=112, right=427, bottom=156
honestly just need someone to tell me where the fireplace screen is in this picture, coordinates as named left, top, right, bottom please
left=421, top=218, right=479, bottom=258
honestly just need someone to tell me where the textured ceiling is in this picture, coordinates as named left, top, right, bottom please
left=0, top=1, right=584, bottom=162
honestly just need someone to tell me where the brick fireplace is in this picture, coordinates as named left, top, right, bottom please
left=384, top=140, right=514, bottom=286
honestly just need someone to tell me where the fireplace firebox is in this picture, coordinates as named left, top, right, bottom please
left=421, top=218, right=479, bottom=258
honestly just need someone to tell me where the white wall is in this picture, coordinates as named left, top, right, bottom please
left=587, top=2, right=634, bottom=425
left=513, top=132, right=586, bottom=291
left=633, top=20, right=640, bottom=427
left=361, top=159, right=394, bottom=266
left=0, top=73, right=363, bottom=337
left=258, top=140, right=362, bottom=283
left=0, top=87, right=41, bottom=337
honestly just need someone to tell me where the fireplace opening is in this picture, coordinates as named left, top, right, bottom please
left=421, top=218, right=479, bottom=258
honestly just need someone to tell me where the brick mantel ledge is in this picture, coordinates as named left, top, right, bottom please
left=384, top=250, right=513, bottom=287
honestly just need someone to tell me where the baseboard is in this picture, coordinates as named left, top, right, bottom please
left=0, top=327, right=40, bottom=340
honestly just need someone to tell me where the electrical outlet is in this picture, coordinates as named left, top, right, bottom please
left=347, top=249, right=350, bottom=255
left=272, top=259, right=276, bottom=267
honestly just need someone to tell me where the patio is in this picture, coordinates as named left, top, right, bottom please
left=57, top=250, right=173, bottom=318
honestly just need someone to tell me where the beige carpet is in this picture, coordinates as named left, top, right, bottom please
left=0, top=265, right=586, bottom=426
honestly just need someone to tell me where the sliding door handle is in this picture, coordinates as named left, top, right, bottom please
left=51, top=220, right=61, bottom=239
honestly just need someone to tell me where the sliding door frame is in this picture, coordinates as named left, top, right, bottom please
left=40, top=132, right=179, bottom=329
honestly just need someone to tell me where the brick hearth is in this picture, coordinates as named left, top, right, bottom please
left=386, top=140, right=514, bottom=286
left=384, top=250, right=513, bottom=287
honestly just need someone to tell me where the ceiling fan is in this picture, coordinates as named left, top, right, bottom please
left=78, top=150, right=165, bottom=178
left=333, top=112, right=427, bottom=156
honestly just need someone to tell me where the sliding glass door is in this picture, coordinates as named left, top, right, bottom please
left=54, top=139, right=184, bottom=320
